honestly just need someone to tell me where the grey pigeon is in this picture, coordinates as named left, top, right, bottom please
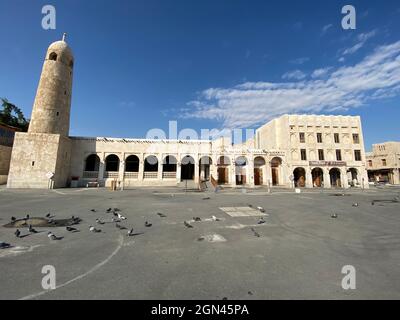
left=106, top=208, right=112, bottom=213
left=0, top=242, right=11, bottom=249
left=145, top=221, right=152, bottom=227
left=211, top=215, right=220, bottom=222
left=251, top=227, right=260, bottom=238
left=331, top=213, right=338, bottom=219
left=257, top=218, right=266, bottom=225
left=157, top=212, right=166, bottom=218
left=193, top=217, right=201, bottom=222
left=352, top=203, right=359, bottom=207
left=184, top=221, right=193, bottom=228
left=90, top=209, right=96, bottom=212
left=46, top=213, right=51, bottom=218
left=28, top=225, right=38, bottom=233
left=257, top=206, right=266, bottom=213
left=66, top=226, right=78, bottom=232
left=15, top=229, right=21, bottom=238
left=96, top=218, right=105, bottom=225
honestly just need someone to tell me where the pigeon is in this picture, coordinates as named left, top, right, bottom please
left=371, top=201, right=375, bottom=206
left=202, top=197, right=210, bottom=200
left=0, top=242, right=11, bottom=249
left=47, top=232, right=60, bottom=240
left=66, top=226, right=78, bottom=232
left=28, top=225, right=38, bottom=233
left=116, top=223, right=126, bottom=230
left=113, top=211, right=119, bottom=217
left=211, top=215, right=220, bottom=222
left=89, top=226, right=101, bottom=233
left=184, top=221, right=193, bottom=228
left=352, top=203, right=359, bottom=207
left=145, top=221, right=152, bottom=227
left=331, top=213, right=338, bottom=219
left=106, top=208, right=112, bottom=213
left=96, top=218, right=105, bottom=225
left=127, top=228, right=134, bottom=237
left=45, top=213, right=51, bottom=218
left=117, top=213, right=127, bottom=220
left=11, top=216, right=16, bottom=222
left=157, top=212, right=167, bottom=218
left=257, top=206, right=266, bottom=213
left=250, top=227, right=260, bottom=238
left=113, top=208, right=121, bottom=212
left=90, top=209, right=96, bottom=212
left=257, top=217, right=266, bottom=225
left=248, top=204, right=253, bottom=208
left=14, top=229, right=21, bottom=238
left=193, top=217, right=201, bottom=222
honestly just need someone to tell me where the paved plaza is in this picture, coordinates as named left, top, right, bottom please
left=0, top=185, right=399, bottom=300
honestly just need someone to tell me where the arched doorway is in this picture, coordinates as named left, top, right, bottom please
left=330, top=168, right=342, bottom=188
left=199, top=156, right=212, bottom=181
left=217, top=156, right=230, bottom=184
left=235, top=156, right=247, bottom=185
left=163, top=155, right=177, bottom=179
left=293, top=167, right=306, bottom=187
left=181, top=156, right=195, bottom=180
left=83, top=154, right=100, bottom=178
left=311, top=168, right=324, bottom=187
left=347, top=168, right=358, bottom=187
left=254, top=156, right=266, bottom=186
left=104, top=154, right=120, bottom=179
left=271, top=157, right=282, bottom=186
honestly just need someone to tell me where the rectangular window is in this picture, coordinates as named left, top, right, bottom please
left=318, top=149, right=325, bottom=161
left=317, top=133, right=323, bottom=143
left=336, top=149, right=342, bottom=161
left=352, top=134, right=359, bottom=144
left=382, top=159, right=387, bottom=166
left=299, top=132, right=305, bottom=143
left=301, top=149, right=307, bottom=161
left=368, top=160, right=372, bottom=167
left=334, top=133, right=340, bottom=143
left=354, top=150, right=362, bottom=161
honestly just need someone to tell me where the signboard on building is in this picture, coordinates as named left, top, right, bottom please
left=309, top=161, right=347, bottom=167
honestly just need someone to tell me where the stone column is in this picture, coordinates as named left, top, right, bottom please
left=157, top=154, right=163, bottom=181
left=138, top=154, right=144, bottom=182
left=98, top=152, right=105, bottom=181
left=305, top=167, right=313, bottom=188
left=323, top=168, right=331, bottom=188
left=176, top=162, right=181, bottom=182
left=341, top=168, right=349, bottom=189
left=247, top=159, right=254, bottom=187
left=119, top=153, right=125, bottom=189
left=194, top=158, right=200, bottom=184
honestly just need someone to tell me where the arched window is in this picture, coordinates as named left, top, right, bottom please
left=105, top=154, right=120, bottom=172
left=49, top=52, right=57, bottom=61
left=85, top=154, right=100, bottom=172
left=144, top=156, right=158, bottom=172
left=163, top=155, right=177, bottom=172
left=125, top=155, right=139, bottom=172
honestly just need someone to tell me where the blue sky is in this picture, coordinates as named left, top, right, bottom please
left=0, top=0, right=399, bottom=151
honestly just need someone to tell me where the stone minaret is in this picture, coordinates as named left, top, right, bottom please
left=28, top=33, right=74, bottom=136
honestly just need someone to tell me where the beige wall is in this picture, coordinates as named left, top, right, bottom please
left=0, top=144, right=12, bottom=184
left=7, top=132, right=71, bottom=188
left=366, top=141, right=400, bottom=184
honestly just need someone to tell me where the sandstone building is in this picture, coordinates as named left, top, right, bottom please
left=366, top=142, right=400, bottom=185
left=7, top=37, right=369, bottom=190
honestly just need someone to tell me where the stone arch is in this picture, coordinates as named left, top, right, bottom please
left=163, top=155, right=177, bottom=172
left=311, top=167, right=324, bottom=187
left=235, top=156, right=247, bottom=185
left=125, top=155, right=139, bottom=172
left=217, top=156, right=230, bottom=184
left=144, top=155, right=158, bottom=172
left=254, top=156, right=266, bottom=186
left=105, top=154, right=120, bottom=172
left=85, top=154, right=100, bottom=172
left=329, top=168, right=342, bottom=188
left=347, top=167, right=359, bottom=186
left=293, top=167, right=306, bottom=187
left=181, top=155, right=195, bottom=180
left=199, top=156, right=212, bottom=181
left=270, top=157, right=282, bottom=186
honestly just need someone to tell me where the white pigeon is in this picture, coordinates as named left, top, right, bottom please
left=117, top=213, right=127, bottom=220
left=127, top=228, right=134, bottom=236
left=47, top=232, right=58, bottom=240
left=89, top=226, right=101, bottom=233
left=211, top=215, right=220, bottom=222
left=257, top=206, right=266, bottom=213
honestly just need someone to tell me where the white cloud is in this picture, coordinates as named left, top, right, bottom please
left=290, top=57, right=310, bottom=65
left=311, top=67, right=332, bottom=78
left=282, top=70, right=307, bottom=80
left=181, top=41, right=400, bottom=129
left=342, top=29, right=378, bottom=55
left=321, top=24, right=333, bottom=35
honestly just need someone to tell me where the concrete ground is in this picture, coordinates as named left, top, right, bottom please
left=0, top=185, right=399, bottom=300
